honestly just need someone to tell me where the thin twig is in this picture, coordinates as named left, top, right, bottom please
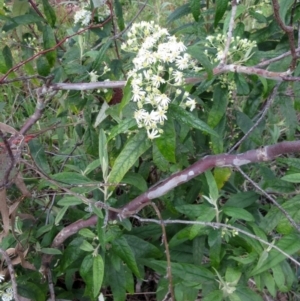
left=228, top=82, right=280, bottom=153
left=236, top=166, right=300, bottom=233
left=0, top=248, right=20, bottom=301
left=132, top=216, right=300, bottom=268
left=0, top=130, right=15, bottom=187
left=150, top=202, right=175, bottom=301
left=272, top=0, right=297, bottom=70
left=219, top=0, right=238, bottom=66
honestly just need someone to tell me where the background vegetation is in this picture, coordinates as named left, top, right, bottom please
left=1, top=0, right=300, bottom=300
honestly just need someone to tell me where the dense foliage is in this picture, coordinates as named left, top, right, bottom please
left=1, top=0, right=300, bottom=300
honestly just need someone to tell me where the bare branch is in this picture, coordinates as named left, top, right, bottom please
left=0, top=248, right=20, bottom=301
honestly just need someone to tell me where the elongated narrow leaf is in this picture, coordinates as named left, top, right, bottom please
left=167, top=3, right=191, bottom=24
left=99, top=129, right=109, bottom=179
left=281, top=173, right=300, bottom=183
left=2, top=46, right=13, bottom=69
left=154, top=119, right=176, bottom=163
left=169, top=104, right=218, bottom=137
left=205, top=170, right=219, bottom=201
left=223, top=207, right=255, bottom=222
left=43, top=25, right=56, bottom=67
left=57, top=196, right=83, bottom=206
left=108, top=118, right=136, bottom=141
left=92, top=39, right=112, bottom=70
left=114, top=0, right=125, bottom=31
left=122, top=172, right=148, bottom=192
left=190, top=0, right=200, bottom=21
left=187, top=46, right=213, bottom=79
left=28, top=139, right=50, bottom=174
left=119, top=80, right=132, bottom=113
left=142, top=260, right=214, bottom=282
left=112, top=236, right=140, bottom=277
left=279, top=0, right=294, bottom=23
left=93, top=254, right=104, bottom=298
left=250, top=233, right=300, bottom=276
left=51, top=172, right=96, bottom=185
left=214, top=0, right=228, bottom=27
left=207, top=84, right=228, bottom=128
left=42, top=0, right=56, bottom=27
left=108, top=131, right=151, bottom=184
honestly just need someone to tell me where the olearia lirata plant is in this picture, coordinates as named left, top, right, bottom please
left=121, top=21, right=199, bottom=139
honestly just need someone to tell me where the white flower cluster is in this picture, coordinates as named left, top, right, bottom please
left=205, top=34, right=256, bottom=64
left=121, top=21, right=198, bottom=139
left=1, top=287, right=13, bottom=301
left=74, top=2, right=110, bottom=26
left=74, top=6, right=91, bottom=26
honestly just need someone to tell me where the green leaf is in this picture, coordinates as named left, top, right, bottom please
left=281, top=173, right=300, bottom=183
left=108, top=131, right=151, bottom=185
left=40, top=248, right=62, bottom=255
left=2, top=45, right=13, bottom=69
left=142, top=260, right=215, bottom=282
left=203, top=290, right=223, bottom=301
left=80, top=254, right=94, bottom=297
left=154, top=119, right=176, bottom=163
left=93, top=254, right=104, bottom=298
left=205, top=170, right=219, bottom=201
left=279, top=0, right=294, bottom=23
left=122, top=172, right=148, bottom=192
left=236, top=111, right=261, bottom=145
left=214, top=0, right=228, bottom=27
left=124, top=234, right=162, bottom=258
left=43, top=25, right=56, bottom=67
left=83, top=159, right=101, bottom=175
left=92, top=39, right=112, bottom=70
left=107, top=118, right=136, bottom=141
left=111, top=236, right=140, bottom=277
left=223, top=207, right=255, bottom=221
left=3, top=14, right=43, bottom=31
left=114, top=0, right=125, bottom=31
left=225, top=192, right=258, bottom=208
left=189, top=0, right=200, bottom=21
left=234, top=73, right=250, bottom=95
left=207, top=84, right=228, bottom=128
left=57, top=196, right=83, bottom=206
left=235, top=287, right=263, bottom=301
left=99, top=129, right=109, bottom=179
left=51, top=172, right=96, bottom=185
left=79, top=228, right=96, bottom=239
left=54, top=206, right=68, bottom=226
left=250, top=233, right=300, bottom=276
left=187, top=46, right=213, bottom=79
left=169, top=104, right=218, bottom=137
left=108, top=260, right=126, bottom=301
left=36, top=55, right=51, bottom=76
left=153, top=143, right=169, bottom=172
left=167, top=3, right=191, bottom=24
left=28, top=139, right=51, bottom=174
left=42, top=0, right=56, bottom=27
left=118, top=80, right=132, bottom=113
left=18, top=282, right=45, bottom=301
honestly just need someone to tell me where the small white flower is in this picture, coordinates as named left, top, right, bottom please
left=186, top=97, right=197, bottom=111
left=151, top=74, right=165, bottom=88
left=147, top=129, right=160, bottom=139
left=89, top=70, right=99, bottom=82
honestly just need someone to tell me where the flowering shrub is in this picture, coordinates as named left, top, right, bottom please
left=121, top=21, right=198, bottom=139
